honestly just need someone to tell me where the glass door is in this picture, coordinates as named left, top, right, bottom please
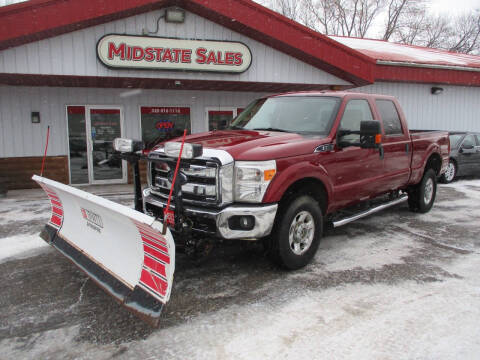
left=67, top=106, right=89, bottom=184
left=67, top=106, right=126, bottom=185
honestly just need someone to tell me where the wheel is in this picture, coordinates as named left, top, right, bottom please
left=439, top=160, right=456, bottom=183
left=408, top=169, right=437, bottom=213
left=268, top=195, right=323, bottom=270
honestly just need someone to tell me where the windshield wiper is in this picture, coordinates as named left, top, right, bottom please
left=228, top=125, right=245, bottom=130
left=251, top=127, right=292, bottom=133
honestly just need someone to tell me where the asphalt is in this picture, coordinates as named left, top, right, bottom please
left=0, top=179, right=479, bottom=359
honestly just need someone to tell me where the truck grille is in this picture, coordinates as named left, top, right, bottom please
left=149, top=157, right=220, bottom=206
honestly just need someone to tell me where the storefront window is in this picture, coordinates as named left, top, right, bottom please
left=140, top=107, right=191, bottom=148
left=208, top=110, right=234, bottom=131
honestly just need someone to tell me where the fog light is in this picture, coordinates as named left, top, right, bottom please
left=240, top=216, right=253, bottom=229
left=228, top=215, right=255, bottom=231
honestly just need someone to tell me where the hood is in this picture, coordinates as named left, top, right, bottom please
left=154, top=130, right=331, bottom=161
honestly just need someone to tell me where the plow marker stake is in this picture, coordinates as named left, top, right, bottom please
left=32, top=175, right=175, bottom=326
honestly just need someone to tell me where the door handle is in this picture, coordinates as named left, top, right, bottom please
left=406, top=143, right=409, bottom=154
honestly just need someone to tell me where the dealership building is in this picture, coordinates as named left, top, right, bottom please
left=1, top=0, right=479, bottom=189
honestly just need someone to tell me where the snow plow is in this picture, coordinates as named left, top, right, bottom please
left=33, top=174, right=175, bottom=327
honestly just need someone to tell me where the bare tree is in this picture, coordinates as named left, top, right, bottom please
left=447, top=13, right=480, bottom=54
left=383, top=0, right=414, bottom=40
left=268, top=0, right=304, bottom=20
left=303, top=0, right=339, bottom=34
left=256, top=0, right=480, bottom=54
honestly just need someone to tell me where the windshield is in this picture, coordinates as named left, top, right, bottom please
left=449, top=134, right=464, bottom=149
left=230, top=96, right=341, bottom=134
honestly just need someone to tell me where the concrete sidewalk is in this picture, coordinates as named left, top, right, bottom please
left=3, top=183, right=136, bottom=201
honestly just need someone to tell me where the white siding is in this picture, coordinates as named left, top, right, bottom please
left=356, top=82, right=480, bottom=132
left=0, top=85, right=267, bottom=158
left=0, top=10, right=350, bottom=86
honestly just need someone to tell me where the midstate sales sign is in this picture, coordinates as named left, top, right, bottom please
left=97, top=34, right=252, bottom=73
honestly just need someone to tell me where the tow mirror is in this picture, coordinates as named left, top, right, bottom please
left=360, top=120, right=382, bottom=149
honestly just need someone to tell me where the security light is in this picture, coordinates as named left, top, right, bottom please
left=431, top=87, right=444, bottom=95
left=165, top=8, right=185, bottom=23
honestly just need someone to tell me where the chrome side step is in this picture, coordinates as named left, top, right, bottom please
left=332, top=195, right=408, bottom=228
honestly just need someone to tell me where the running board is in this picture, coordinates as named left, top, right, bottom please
left=332, top=195, right=408, bottom=228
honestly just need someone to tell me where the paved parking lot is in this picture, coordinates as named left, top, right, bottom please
left=1, top=180, right=479, bottom=359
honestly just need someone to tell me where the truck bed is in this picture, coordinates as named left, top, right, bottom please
left=409, top=130, right=450, bottom=185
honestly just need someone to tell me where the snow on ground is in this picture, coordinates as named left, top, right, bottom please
left=0, top=233, right=50, bottom=263
left=0, top=179, right=480, bottom=359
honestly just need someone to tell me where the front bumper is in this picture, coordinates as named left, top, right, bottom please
left=142, top=189, right=278, bottom=240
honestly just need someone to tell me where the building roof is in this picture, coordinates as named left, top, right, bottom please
left=1, top=0, right=479, bottom=88
left=331, top=36, right=480, bottom=70
left=331, top=35, right=480, bottom=86
left=0, top=0, right=375, bottom=87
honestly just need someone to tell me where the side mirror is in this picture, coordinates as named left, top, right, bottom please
left=460, top=144, right=476, bottom=154
left=113, top=138, right=144, bottom=153
left=359, top=120, right=382, bottom=149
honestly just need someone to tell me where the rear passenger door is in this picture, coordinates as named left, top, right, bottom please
left=375, top=99, right=411, bottom=191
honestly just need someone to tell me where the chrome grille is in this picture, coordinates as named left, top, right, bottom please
left=149, top=158, right=220, bottom=205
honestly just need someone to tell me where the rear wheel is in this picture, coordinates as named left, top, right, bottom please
left=408, top=169, right=437, bottom=213
left=268, top=195, right=323, bottom=270
left=439, top=160, right=456, bottom=183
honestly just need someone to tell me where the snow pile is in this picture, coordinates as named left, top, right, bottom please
left=0, top=234, right=50, bottom=263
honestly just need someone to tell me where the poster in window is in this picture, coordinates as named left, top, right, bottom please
left=141, top=107, right=191, bottom=148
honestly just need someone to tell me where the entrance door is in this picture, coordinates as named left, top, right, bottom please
left=206, top=107, right=239, bottom=131
left=67, top=106, right=126, bottom=185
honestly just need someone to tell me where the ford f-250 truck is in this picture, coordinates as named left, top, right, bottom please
left=135, top=91, right=449, bottom=269
left=33, top=91, right=449, bottom=325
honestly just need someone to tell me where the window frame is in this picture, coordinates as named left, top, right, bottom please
left=138, top=105, right=192, bottom=148
left=375, top=99, right=404, bottom=137
left=338, top=98, right=375, bottom=143
left=205, top=106, right=239, bottom=131
left=460, top=134, right=477, bottom=149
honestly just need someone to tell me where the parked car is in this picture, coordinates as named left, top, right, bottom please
left=440, top=132, right=480, bottom=183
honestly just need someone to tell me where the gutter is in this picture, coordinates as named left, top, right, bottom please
left=377, top=60, right=480, bottom=73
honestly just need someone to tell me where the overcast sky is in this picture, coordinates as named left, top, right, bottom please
left=429, top=0, right=480, bottom=14
left=0, top=0, right=479, bottom=18
left=1, top=0, right=479, bottom=14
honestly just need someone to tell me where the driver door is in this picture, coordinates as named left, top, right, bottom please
left=324, top=98, right=384, bottom=208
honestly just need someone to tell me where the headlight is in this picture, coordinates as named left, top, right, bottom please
left=164, top=142, right=203, bottom=159
left=113, top=138, right=143, bottom=153
left=220, top=163, right=234, bottom=204
left=234, top=160, right=276, bottom=203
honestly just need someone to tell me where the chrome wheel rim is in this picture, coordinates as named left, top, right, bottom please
left=444, top=162, right=455, bottom=181
left=424, top=178, right=434, bottom=204
left=288, top=211, right=315, bottom=255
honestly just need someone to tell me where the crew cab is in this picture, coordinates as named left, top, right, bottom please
left=126, top=91, right=449, bottom=269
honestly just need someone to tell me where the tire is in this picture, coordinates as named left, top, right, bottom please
left=268, top=195, right=323, bottom=270
left=408, top=169, right=437, bottom=213
left=439, top=160, right=456, bottom=183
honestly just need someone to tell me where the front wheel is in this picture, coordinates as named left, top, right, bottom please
left=268, top=195, right=323, bottom=270
left=439, top=160, right=456, bottom=183
left=408, top=169, right=437, bottom=213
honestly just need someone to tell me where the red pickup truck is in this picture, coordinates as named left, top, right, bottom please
left=139, top=91, right=449, bottom=269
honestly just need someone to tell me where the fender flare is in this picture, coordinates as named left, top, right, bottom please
left=263, top=160, right=333, bottom=205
